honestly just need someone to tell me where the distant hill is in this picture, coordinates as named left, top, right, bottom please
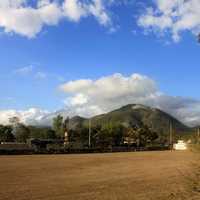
left=69, top=104, right=193, bottom=136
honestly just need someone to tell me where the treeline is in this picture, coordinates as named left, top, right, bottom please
left=51, top=115, right=161, bottom=148
left=0, top=124, right=57, bottom=143
left=0, top=116, right=70, bottom=143
left=1, top=115, right=197, bottom=149
left=0, top=115, right=161, bottom=148
left=67, top=124, right=160, bottom=148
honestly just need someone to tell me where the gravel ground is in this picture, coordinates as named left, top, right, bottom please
left=0, top=151, right=199, bottom=200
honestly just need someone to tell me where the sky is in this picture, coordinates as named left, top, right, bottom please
left=0, top=0, right=200, bottom=126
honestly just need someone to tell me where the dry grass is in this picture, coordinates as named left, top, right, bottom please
left=0, top=151, right=199, bottom=200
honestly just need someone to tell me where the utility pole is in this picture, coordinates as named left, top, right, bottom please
left=88, top=119, right=91, bottom=148
left=169, top=121, right=173, bottom=151
left=64, top=117, right=70, bottom=147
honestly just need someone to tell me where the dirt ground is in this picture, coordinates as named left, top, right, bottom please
left=0, top=151, right=199, bottom=200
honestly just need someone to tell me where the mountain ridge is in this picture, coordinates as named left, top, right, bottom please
left=68, top=104, right=192, bottom=136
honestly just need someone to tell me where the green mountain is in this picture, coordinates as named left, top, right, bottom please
left=70, top=104, right=192, bottom=136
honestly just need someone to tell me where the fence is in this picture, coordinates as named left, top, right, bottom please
left=0, top=143, right=170, bottom=155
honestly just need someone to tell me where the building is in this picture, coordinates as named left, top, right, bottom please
left=173, top=140, right=187, bottom=150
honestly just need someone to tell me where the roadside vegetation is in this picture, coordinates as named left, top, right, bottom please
left=0, top=112, right=199, bottom=152
left=0, top=115, right=160, bottom=149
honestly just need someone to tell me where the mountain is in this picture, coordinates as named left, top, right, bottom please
left=69, top=116, right=86, bottom=130
left=69, top=104, right=192, bottom=136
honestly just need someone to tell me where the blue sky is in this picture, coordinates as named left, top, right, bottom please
left=0, top=0, right=200, bottom=126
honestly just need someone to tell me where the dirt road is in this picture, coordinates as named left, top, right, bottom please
left=0, top=151, right=199, bottom=200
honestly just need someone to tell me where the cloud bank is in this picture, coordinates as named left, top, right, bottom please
left=1, top=73, right=200, bottom=127
left=138, top=0, right=200, bottom=42
left=0, top=108, right=49, bottom=125
left=59, top=73, right=200, bottom=127
left=0, top=0, right=113, bottom=38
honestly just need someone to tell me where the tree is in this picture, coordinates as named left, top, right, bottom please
left=126, top=125, right=158, bottom=147
left=125, top=126, right=139, bottom=146
left=0, top=125, right=15, bottom=143
left=90, top=123, right=123, bottom=148
left=8, top=116, right=30, bottom=143
left=44, top=129, right=57, bottom=139
left=94, top=126, right=112, bottom=148
left=52, top=115, right=63, bottom=138
left=100, top=123, right=124, bottom=146
left=9, top=116, right=20, bottom=125
left=15, top=124, right=30, bottom=143
left=29, top=126, right=57, bottom=139
left=9, top=116, right=20, bottom=135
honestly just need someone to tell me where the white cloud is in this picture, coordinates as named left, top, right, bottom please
left=0, top=108, right=49, bottom=125
left=59, top=73, right=159, bottom=116
left=138, top=0, right=200, bottom=42
left=60, top=79, right=93, bottom=93
left=63, top=0, right=87, bottom=22
left=88, top=0, right=111, bottom=26
left=59, top=73, right=200, bottom=126
left=13, top=65, right=64, bottom=82
left=60, top=73, right=157, bottom=98
left=0, top=0, right=113, bottom=38
left=14, top=65, right=34, bottom=75
left=62, top=0, right=111, bottom=26
left=38, top=1, right=63, bottom=25
left=0, top=0, right=62, bottom=38
left=65, top=93, right=88, bottom=106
